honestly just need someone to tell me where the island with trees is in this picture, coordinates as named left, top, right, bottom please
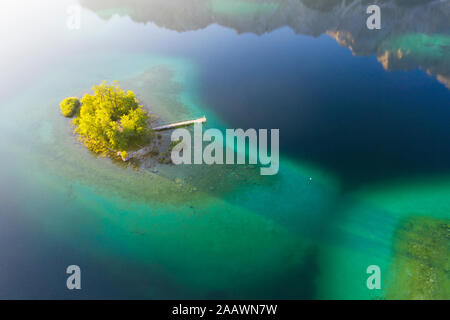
left=60, top=82, right=160, bottom=162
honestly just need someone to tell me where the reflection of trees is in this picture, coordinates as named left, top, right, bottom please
left=80, top=0, right=450, bottom=88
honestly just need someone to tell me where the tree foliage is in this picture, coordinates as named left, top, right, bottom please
left=73, top=82, right=151, bottom=154
left=60, top=97, right=80, bottom=117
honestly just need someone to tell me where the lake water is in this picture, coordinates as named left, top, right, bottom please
left=0, top=0, right=449, bottom=299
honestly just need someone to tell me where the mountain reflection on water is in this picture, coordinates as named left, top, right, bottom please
left=81, top=0, right=450, bottom=89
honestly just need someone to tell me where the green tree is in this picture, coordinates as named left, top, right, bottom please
left=60, top=97, right=80, bottom=117
left=73, top=82, right=151, bottom=154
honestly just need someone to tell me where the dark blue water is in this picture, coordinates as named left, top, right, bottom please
left=194, top=28, right=450, bottom=189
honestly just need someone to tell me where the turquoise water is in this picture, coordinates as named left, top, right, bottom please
left=0, top=0, right=449, bottom=299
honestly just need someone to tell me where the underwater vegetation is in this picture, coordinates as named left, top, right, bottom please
left=385, top=216, right=449, bottom=299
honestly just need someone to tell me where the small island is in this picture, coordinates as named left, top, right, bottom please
left=61, top=82, right=159, bottom=162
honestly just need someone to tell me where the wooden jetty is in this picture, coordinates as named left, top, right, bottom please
left=153, top=116, right=206, bottom=131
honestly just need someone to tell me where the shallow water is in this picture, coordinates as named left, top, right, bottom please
left=0, top=0, right=449, bottom=299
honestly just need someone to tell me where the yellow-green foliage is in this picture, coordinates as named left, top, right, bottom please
left=73, top=82, right=150, bottom=154
left=385, top=217, right=449, bottom=299
left=120, top=151, right=129, bottom=159
left=60, top=97, right=80, bottom=117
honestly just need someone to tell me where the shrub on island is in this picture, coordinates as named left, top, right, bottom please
left=60, top=97, right=81, bottom=117
left=72, top=81, right=152, bottom=156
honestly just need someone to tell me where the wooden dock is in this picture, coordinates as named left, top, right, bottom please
left=153, top=116, right=206, bottom=131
